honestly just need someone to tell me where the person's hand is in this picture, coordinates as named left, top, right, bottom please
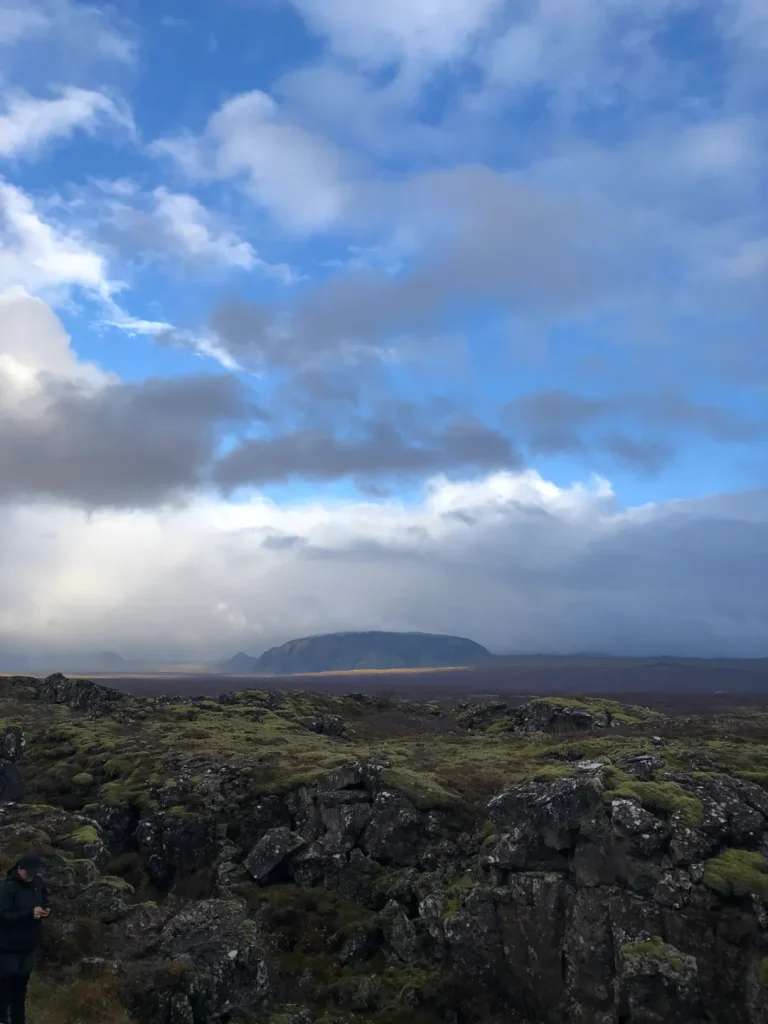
left=33, top=906, right=49, bottom=919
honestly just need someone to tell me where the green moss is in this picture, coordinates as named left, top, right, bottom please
left=737, top=771, right=768, bottom=790
left=97, top=875, right=135, bottom=892
left=622, top=937, right=688, bottom=973
left=604, top=773, right=703, bottom=826
left=530, top=764, right=573, bottom=782
left=758, top=957, right=768, bottom=988
left=66, top=825, right=100, bottom=845
left=71, top=771, right=94, bottom=786
left=167, top=804, right=198, bottom=819
left=702, top=849, right=768, bottom=900
left=380, top=766, right=462, bottom=810
left=442, top=896, right=462, bottom=919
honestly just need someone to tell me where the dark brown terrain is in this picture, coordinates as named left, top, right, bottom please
left=86, top=653, right=768, bottom=705
left=2, top=668, right=768, bottom=1023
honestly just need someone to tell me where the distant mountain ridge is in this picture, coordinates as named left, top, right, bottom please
left=221, top=631, right=491, bottom=675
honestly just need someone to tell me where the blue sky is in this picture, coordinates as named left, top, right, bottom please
left=0, top=0, right=766, bottom=661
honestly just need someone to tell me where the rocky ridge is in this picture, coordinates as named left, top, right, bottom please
left=0, top=674, right=767, bottom=1023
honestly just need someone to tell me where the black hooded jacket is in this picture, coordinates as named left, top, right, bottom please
left=0, top=866, right=49, bottom=953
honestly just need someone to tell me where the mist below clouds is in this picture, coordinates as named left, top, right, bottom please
left=1, top=473, right=765, bottom=663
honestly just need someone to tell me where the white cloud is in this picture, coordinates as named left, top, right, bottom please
left=64, top=178, right=297, bottom=283
left=0, top=181, right=205, bottom=346
left=0, top=6, right=48, bottom=45
left=288, top=0, right=503, bottom=74
left=0, top=287, right=110, bottom=410
left=729, top=0, right=768, bottom=49
left=152, top=188, right=256, bottom=270
left=0, top=87, right=133, bottom=159
left=0, top=0, right=135, bottom=64
left=153, top=90, right=349, bottom=232
left=0, top=178, right=115, bottom=299
left=0, top=455, right=765, bottom=659
left=484, top=0, right=669, bottom=106
left=675, top=118, right=759, bottom=178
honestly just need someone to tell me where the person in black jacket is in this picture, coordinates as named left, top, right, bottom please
left=0, top=854, right=49, bottom=1024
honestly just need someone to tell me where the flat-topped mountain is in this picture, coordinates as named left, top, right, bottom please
left=222, top=630, right=492, bottom=674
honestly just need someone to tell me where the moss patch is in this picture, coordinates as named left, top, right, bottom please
left=622, top=937, right=689, bottom=973
left=66, top=825, right=101, bottom=845
left=702, top=849, right=768, bottom=900
left=604, top=773, right=703, bottom=826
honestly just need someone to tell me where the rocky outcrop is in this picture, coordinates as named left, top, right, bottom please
left=123, top=899, right=270, bottom=1024
left=0, top=726, right=25, bottom=763
left=459, top=698, right=630, bottom=734
left=245, top=827, right=307, bottom=882
left=7, top=672, right=131, bottom=716
left=0, top=726, right=25, bottom=802
left=443, top=768, right=768, bottom=1023
left=17, top=750, right=765, bottom=1023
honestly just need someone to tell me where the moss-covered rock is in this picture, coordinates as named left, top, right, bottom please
left=603, top=774, right=704, bottom=827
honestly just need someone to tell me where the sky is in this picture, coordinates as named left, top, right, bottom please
left=0, top=0, right=766, bottom=663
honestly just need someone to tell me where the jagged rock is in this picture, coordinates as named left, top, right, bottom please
left=359, top=791, right=420, bottom=865
left=114, top=901, right=173, bottom=958
left=514, top=700, right=606, bottom=733
left=245, top=826, right=307, bottom=882
left=125, top=899, right=270, bottom=1024
left=621, top=754, right=664, bottom=780
left=298, top=714, right=346, bottom=737
left=610, top=799, right=669, bottom=856
left=619, top=938, right=703, bottom=1023
left=136, top=810, right=219, bottom=888
left=487, top=775, right=606, bottom=865
left=337, top=924, right=380, bottom=964
left=26, top=672, right=129, bottom=715
left=380, top=899, right=420, bottom=961
left=0, top=726, right=25, bottom=763
left=0, top=763, right=24, bottom=803
left=85, top=800, right=140, bottom=852
left=75, top=876, right=135, bottom=921
left=0, top=726, right=26, bottom=803
left=238, top=794, right=293, bottom=850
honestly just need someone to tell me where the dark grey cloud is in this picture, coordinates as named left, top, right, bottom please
left=0, top=374, right=253, bottom=507
left=215, top=416, right=519, bottom=488
left=506, top=389, right=767, bottom=469
left=508, top=390, right=611, bottom=454
left=649, top=395, right=765, bottom=442
left=601, top=435, right=673, bottom=474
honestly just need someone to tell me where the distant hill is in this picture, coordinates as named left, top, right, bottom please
left=75, top=651, right=131, bottom=671
left=221, top=631, right=492, bottom=675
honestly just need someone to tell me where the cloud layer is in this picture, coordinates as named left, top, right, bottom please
left=2, top=472, right=765, bottom=661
